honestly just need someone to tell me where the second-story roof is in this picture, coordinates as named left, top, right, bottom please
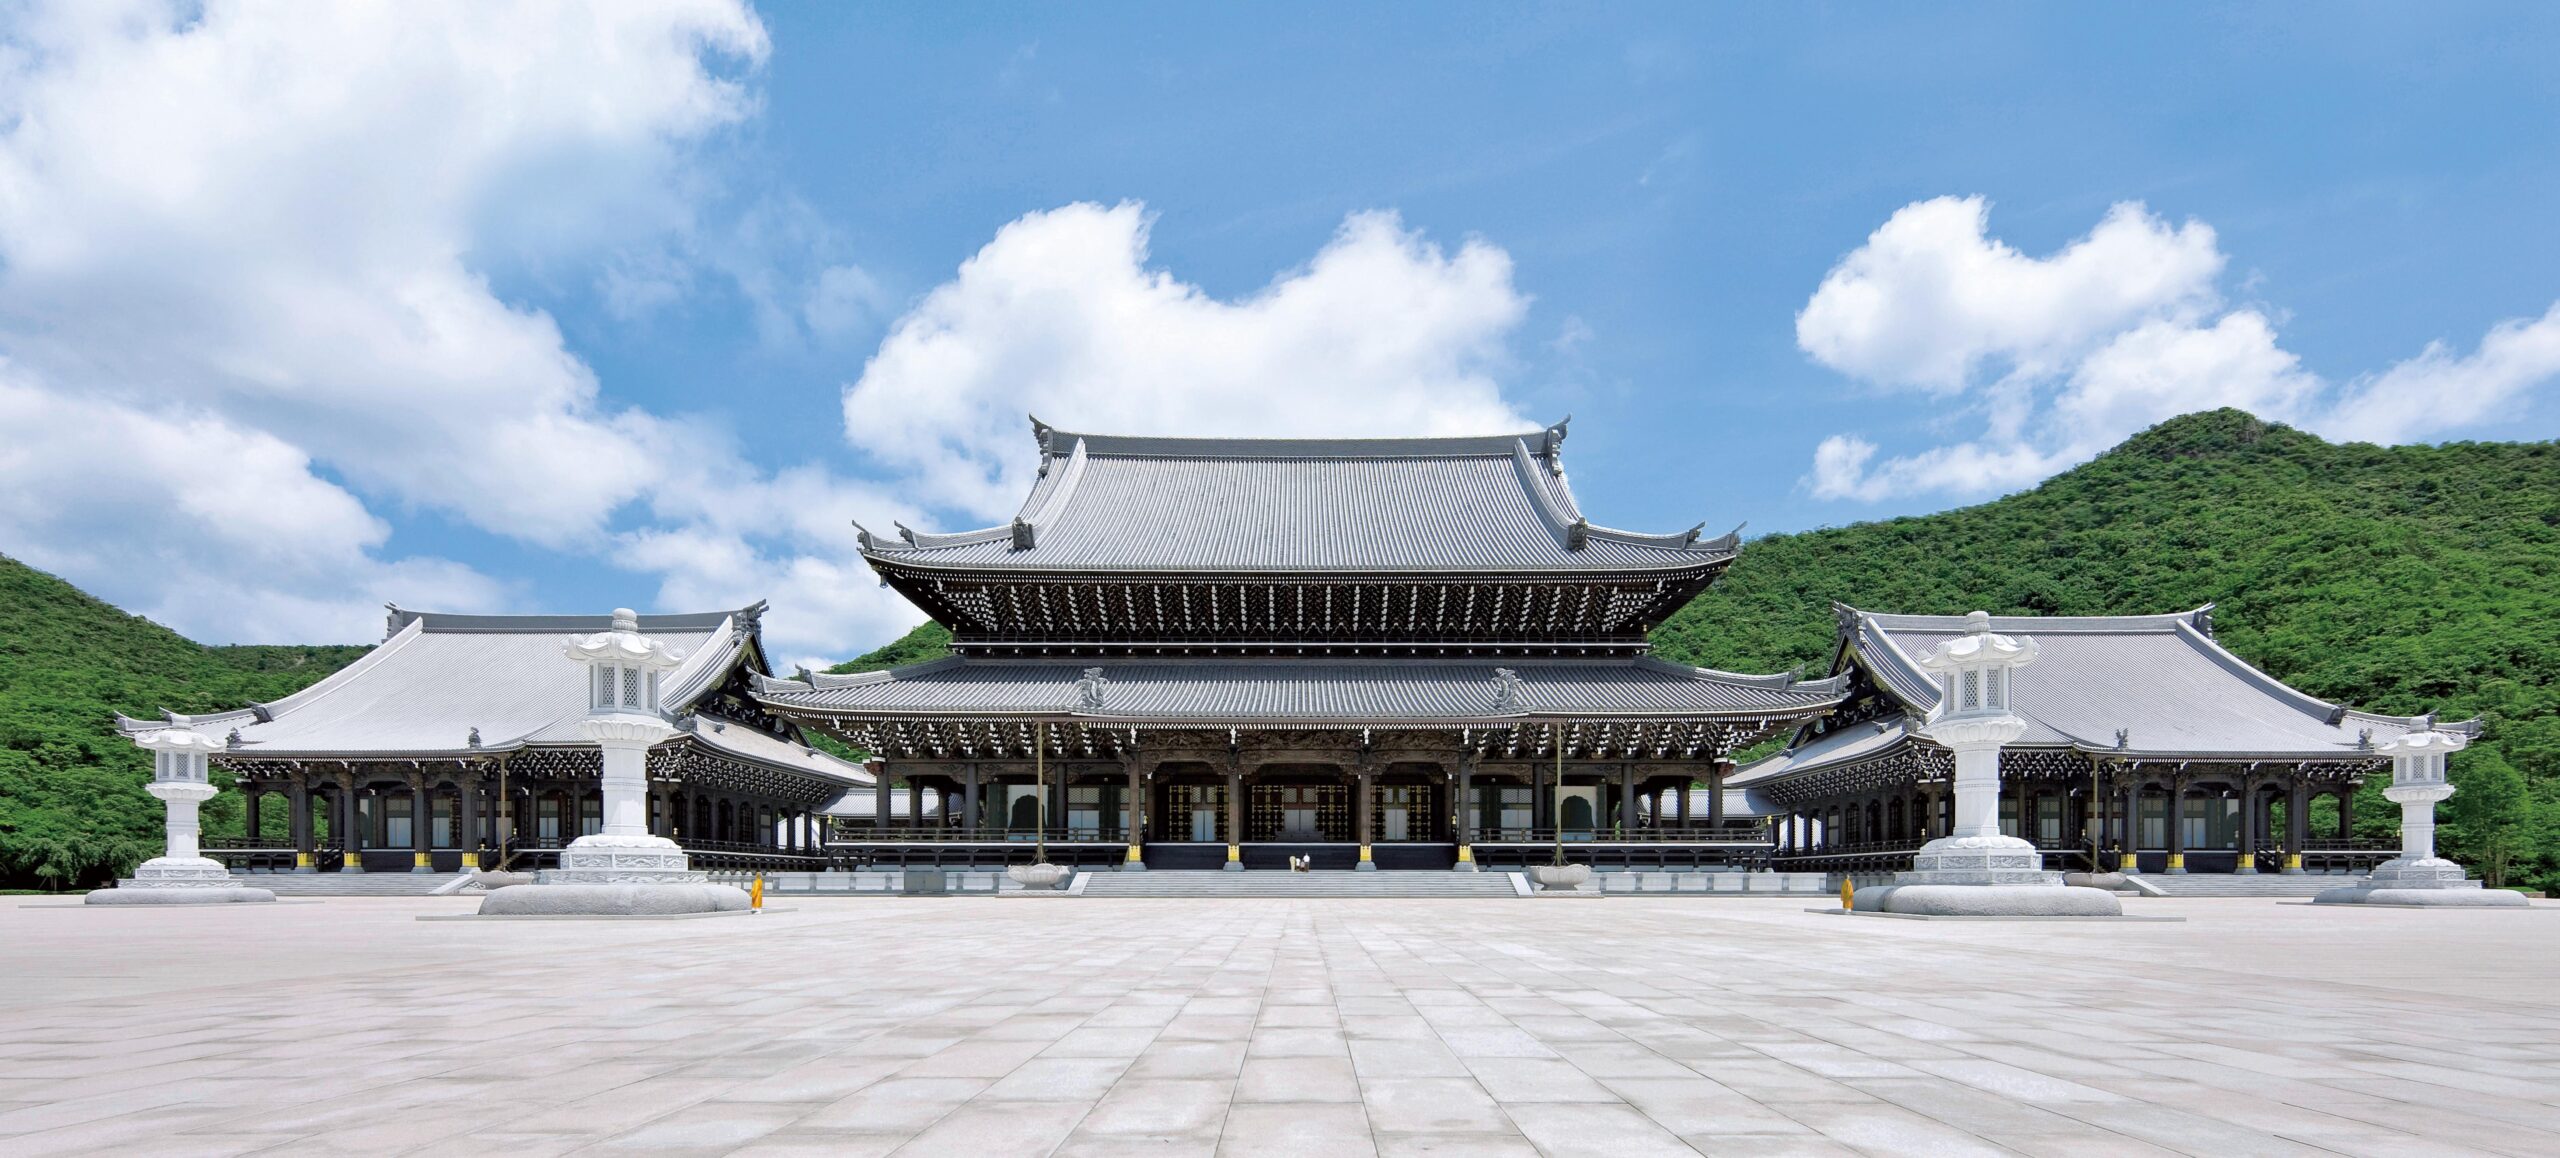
left=857, top=417, right=1740, bottom=575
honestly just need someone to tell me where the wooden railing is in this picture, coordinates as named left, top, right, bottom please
left=1465, top=824, right=1768, bottom=844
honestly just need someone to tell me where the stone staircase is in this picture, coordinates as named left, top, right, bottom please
left=1079, top=870, right=1523, bottom=898
left=2136, top=873, right=2365, bottom=898
left=231, top=872, right=473, bottom=897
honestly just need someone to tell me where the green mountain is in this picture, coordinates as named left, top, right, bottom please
left=0, top=556, right=369, bottom=889
left=837, top=410, right=2560, bottom=888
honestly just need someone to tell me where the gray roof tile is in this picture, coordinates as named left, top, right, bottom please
left=755, top=656, right=1846, bottom=723
left=860, top=421, right=1737, bottom=573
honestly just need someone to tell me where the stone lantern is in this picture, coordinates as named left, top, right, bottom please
left=2315, top=724, right=2525, bottom=907
left=1853, top=612, right=2120, bottom=917
left=476, top=609, right=749, bottom=916
left=86, top=728, right=275, bottom=905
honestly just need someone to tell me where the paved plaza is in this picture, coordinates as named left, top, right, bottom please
left=3, top=897, right=2557, bottom=1156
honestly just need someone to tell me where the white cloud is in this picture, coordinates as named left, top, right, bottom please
left=0, top=9, right=1548, bottom=661
left=1797, top=197, right=2224, bottom=392
left=0, top=1, right=933, bottom=656
left=2322, top=303, right=2560, bottom=444
left=842, top=202, right=1534, bottom=521
left=1800, top=197, right=2560, bottom=502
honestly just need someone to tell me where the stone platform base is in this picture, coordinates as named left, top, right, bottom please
left=2311, top=855, right=2528, bottom=907
left=86, top=886, right=276, bottom=905
left=2314, top=885, right=2529, bottom=908
left=1854, top=883, right=2123, bottom=917
left=477, top=883, right=749, bottom=916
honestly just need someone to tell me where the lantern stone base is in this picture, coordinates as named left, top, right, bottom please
left=2313, top=856, right=2528, bottom=907
left=538, top=834, right=707, bottom=886
left=1862, top=835, right=2124, bottom=916
left=86, top=857, right=276, bottom=904
left=476, top=835, right=748, bottom=915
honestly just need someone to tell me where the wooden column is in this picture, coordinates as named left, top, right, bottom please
left=1618, top=765, right=1636, bottom=833
left=1453, top=755, right=1477, bottom=870
left=1124, top=754, right=1146, bottom=869
left=1355, top=761, right=1378, bottom=870
left=2166, top=778, right=2190, bottom=873
left=289, top=778, right=316, bottom=872
left=1225, top=753, right=1244, bottom=870
left=338, top=774, right=365, bottom=872
left=873, top=766, right=891, bottom=831
left=2236, top=784, right=2259, bottom=873
left=963, top=764, right=981, bottom=836
left=2120, top=775, right=2143, bottom=872
left=2284, top=777, right=2308, bottom=873
left=906, top=780, right=923, bottom=831
left=1709, top=761, right=1729, bottom=827
left=2336, top=785, right=2355, bottom=839
left=456, top=774, right=479, bottom=870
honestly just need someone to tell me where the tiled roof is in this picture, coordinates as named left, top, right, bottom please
left=857, top=419, right=1740, bottom=574
left=753, top=656, right=1848, bottom=724
left=120, top=607, right=859, bottom=783
left=1736, top=607, right=2463, bottom=784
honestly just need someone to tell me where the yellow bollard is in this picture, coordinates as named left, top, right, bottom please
left=1841, top=878, right=1854, bottom=911
left=751, top=875, right=764, bottom=910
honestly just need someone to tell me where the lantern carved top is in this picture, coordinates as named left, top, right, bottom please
left=1916, top=610, right=2039, bottom=722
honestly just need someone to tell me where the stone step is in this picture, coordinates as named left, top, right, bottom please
left=2138, top=874, right=2366, bottom=898
left=230, top=872, right=471, bottom=896
left=1080, top=871, right=1521, bottom=898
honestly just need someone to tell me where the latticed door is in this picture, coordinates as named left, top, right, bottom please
left=1165, top=784, right=1227, bottom=842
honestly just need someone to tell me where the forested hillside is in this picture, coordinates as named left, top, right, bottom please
left=0, top=557, right=368, bottom=888
left=835, top=410, right=2560, bottom=889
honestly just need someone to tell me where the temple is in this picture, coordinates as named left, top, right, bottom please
left=1738, top=605, right=2449, bottom=876
left=749, top=418, right=1853, bottom=871
left=121, top=604, right=871, bottom=876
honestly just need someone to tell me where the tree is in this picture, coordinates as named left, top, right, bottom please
left=2447, top=748, right=2535, bottom=888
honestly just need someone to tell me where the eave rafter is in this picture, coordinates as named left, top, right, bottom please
left=870, top=562, right=1725, bottom=657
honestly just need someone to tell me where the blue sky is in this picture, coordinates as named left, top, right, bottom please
left=2, top=3, right=2557, bottom=661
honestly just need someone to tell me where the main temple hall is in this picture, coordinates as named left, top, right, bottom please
left=147, top=417, right=2442, bottom=884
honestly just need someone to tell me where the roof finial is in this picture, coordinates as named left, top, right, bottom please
left=1029, top=414, right=1056, bottom=455
left=1965, top=609, right=1991, bottom=634
left=2113, top=728, right=2129, bottom=750
left=466, top=726, right=482, bottom=749
left=611, top=608, right=639, bottom=633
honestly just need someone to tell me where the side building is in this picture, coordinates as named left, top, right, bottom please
left=752, top=419, right=1850, bottom=871
left=1735, top=605, right=2453, bottom=876
left=118, top=604, right=873, bottom=874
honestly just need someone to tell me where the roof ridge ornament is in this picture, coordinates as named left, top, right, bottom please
left=1030, top=414, right=1057, bottom=455
left=1565, top=518, right=1589, bottom=551
left=1011, top=517, right=1037, bottom=551
left=1072, top=666, right=1110, bottom=710
left=1489, top=667, right=1528, bottom=712
left=1541, top=415, right=1570, bottom=457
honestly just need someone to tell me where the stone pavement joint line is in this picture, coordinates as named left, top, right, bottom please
left=2, top=896, right=2557, bottom=1156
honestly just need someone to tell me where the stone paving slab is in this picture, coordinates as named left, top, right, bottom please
left=1, top=897, right=2557, bottom=1155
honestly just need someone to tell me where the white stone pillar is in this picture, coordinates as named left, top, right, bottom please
left=91, top=728, right=274, bottom=901
left=1937, top=718, right=2027, bottom=842
left=552, top=609, right=695, bottom=884
left=1869, top=612, right=2119, bottom=914
left=2381, top=730, right=2460, bottom=862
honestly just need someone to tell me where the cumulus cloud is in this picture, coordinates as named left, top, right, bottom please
left=0, top=0, right=930, bottom=656
left=842, top=202, right=1534, bottom=521
left=0, top=9, right=1547, bottom=660
left=1800, top=196, right=2560, bottom=501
